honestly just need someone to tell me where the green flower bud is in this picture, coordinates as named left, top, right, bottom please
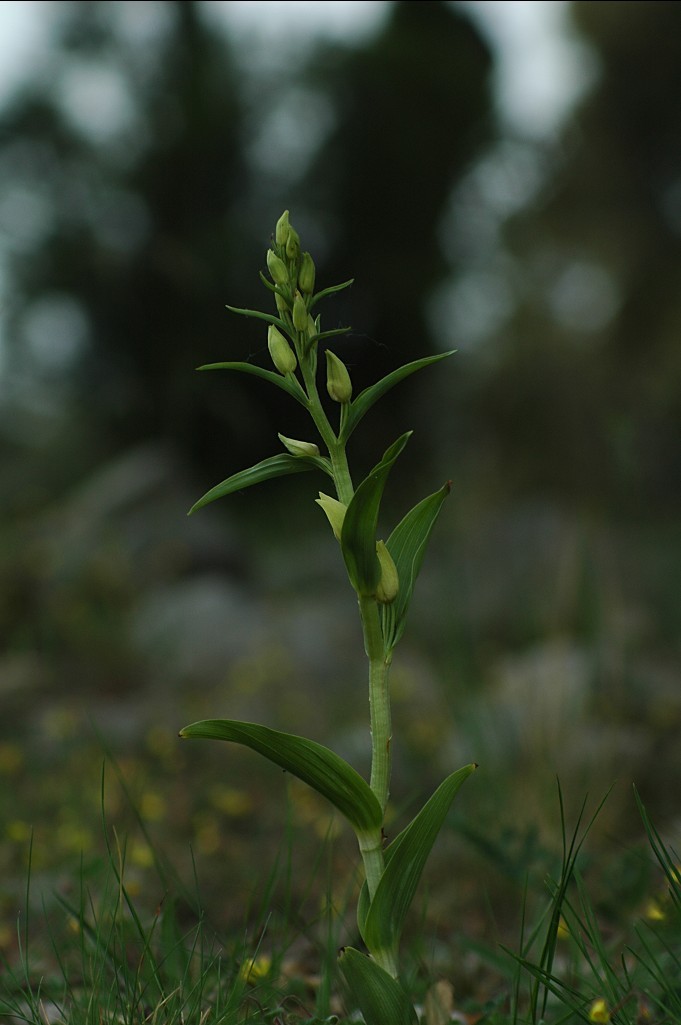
left=268, top=324, right=297, bottom=375
left=307, top=314, right=317, bottom=338
left=275, top=290, right=289, bottom=316
left=292, top=291, right=308, bottom=332
left=275, top=210, right=290, bottom=247
left=316, top=492, right=347, bottom=542
left=375, top=540, right=399, bottom=604
left=278, top=434, right=320, bottom=458
left=267, top=249, right=289, bottom=287
left=285, top=226, right=300, bottom=261
left=326, top=350, right=352, bottom=403
left=299, top=252, right=316, bottom=294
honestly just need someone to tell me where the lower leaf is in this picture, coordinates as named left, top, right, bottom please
left=359, top=763, right=476, bottom=955
left=339, top=947, right=418, bottom=1025
left=179, top=719, right=383, bottom=838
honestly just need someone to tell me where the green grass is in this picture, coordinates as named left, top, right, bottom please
left=2, top=771, right=680, bottom=1025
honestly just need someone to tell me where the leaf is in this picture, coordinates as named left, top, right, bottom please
left=309, top=278, right=354, bottom=309
left=359, top=764, right=476, bottom=957
left=340, top=433, right=411, bottom=595
left=179, top=719, right=383, bottom=838
left=381, top=482, right=452, bottom=652
left=224, top=304, right=288, bottom=330
left=188, top=453, right=331, bottom=514
left=340, top=351, right=455, bottom=443
left=198, top=361, right=309, bottom=406
left=338, top=947, right=418, bottom=1025
left=314, top=326, right=351, bottom=343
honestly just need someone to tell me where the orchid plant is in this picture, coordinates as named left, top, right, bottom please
left=180, top=211, right=476, bottom=1024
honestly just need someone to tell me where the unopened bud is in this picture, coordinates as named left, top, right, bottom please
left=285, top=226, right=300, bottom=261
left=299, top=252, right=316, bottom=294
left=293, top=291, right=308, bottom=332
left=375, top=541, right=399, bottom=604
left=275, top=210, right=290, bottom=247
left=267, top=249, right=289, bottom=287
left=275, top=290, right=289, bottom=316
left=316, top=492, right=347, bottom=542
left=326, top=350, right=352, bottom=403
left=268, top=324, right=297, bottom=375
left=307, top=314, right=317, bottom=338
left=278, top=434, right=320, bottom=458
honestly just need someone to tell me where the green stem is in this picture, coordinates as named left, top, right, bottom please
left=301, top=359, right=392, bottom=913
left=359, top=596, right=392, bottom=816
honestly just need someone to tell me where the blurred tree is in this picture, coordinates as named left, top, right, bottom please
left=480, top=0, right=681, bottom=515
left=0, top=0, right=495, bottom=497
left=0, top=0, right=261, bottom=486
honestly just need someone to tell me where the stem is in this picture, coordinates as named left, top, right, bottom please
left=359, top=596, right=392, bottom=816
left=299, top=353, right=354, bottom=504
left=301, top=359, right=393, bottom=908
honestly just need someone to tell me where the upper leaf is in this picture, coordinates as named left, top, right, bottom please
left=359, top=764, right=476, bottom=956
left=179, top=719, right=383, bottom=837
left=340, top=351, right=455, bottom=443
left=197, top=361, right=309, bottom=406
left=189, top=452, right=331, bottom=514
left=340, top=433, right=411, bottom=595
left=309, top=277, right=354, bottom=309
left=381, top=482, right=452, bottom=652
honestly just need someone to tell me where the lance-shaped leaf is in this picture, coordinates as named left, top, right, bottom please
left=340, top=433, right=411, bottom=595
left=224, top=303, right=288, bottom=330
left=309, top=277, right=354, bottom=309
left=340, top=351, right=454, bottom=443
left=198, top=361, right=309, bottom=407
left=358, top=764, right=476, bottom=957
left=381, top=481, right=452, bottom=652
left=189, top=453, right=331, bottom=514
left=338, top=947, right=418, bottom=1025
left=179, top=719, right=383, bottom=838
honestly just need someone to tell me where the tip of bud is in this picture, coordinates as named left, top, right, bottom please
left=316, top=492, right=347, bottom=542
left=285, top=226, right=300, bottom=261
left=293, top=291, right=308, bottom=332
left=267, top=249, right=289, bottom=288
left=278, top=434, right=320, bottom=458
left=299, top=252, right=316, bottom=295
left=325, top=350, right=353, bottom=404
left=375, top=540, right=399, bottom=604
left=275, top=210, right=290, bottom=247
left=268, top=324, right=297, bottom=375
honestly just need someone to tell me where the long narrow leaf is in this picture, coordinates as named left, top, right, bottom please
left=224, top=304, right=288, bottom=330
left=381, top=482, right=451, bottom=652
left=310, top=278, right=354, bottom=309
left=179, top=719, right=383, bottom=838
left=340, top=351, right=455, bottom=442
left=360, top=764, right=476, bottom=956
left=189, top=453, right=331, bottom=514
left=198, top=361, right=309, bottom=406
left=340, top=433, right=411, bottom=595
left=339, top=947, right=418, bottom=1025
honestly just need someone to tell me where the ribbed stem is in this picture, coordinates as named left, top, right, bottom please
left=359, top=596, right=392, bottom=815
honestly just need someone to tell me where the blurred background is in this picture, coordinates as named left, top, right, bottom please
left=1, top=0, right=680, bottom=979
